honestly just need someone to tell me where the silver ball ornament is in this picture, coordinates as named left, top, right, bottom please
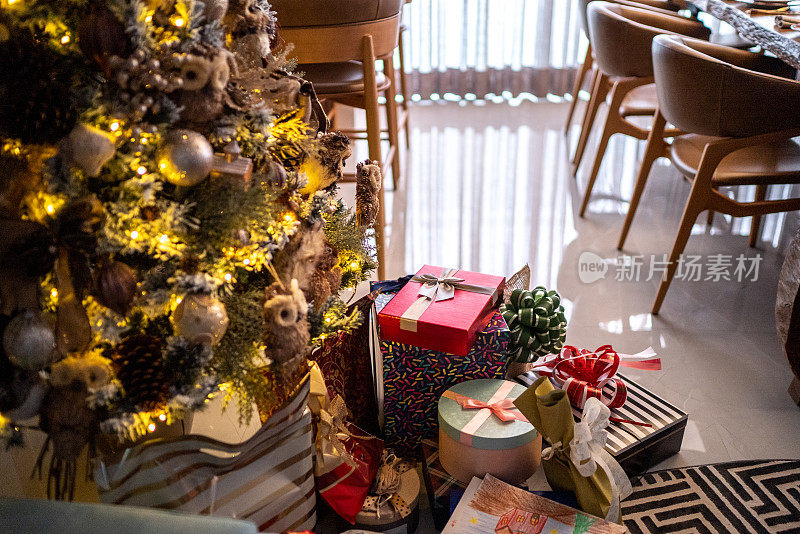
left=60, top=124, right=116, bottom=178
left=2, top=310, right=58, bottom=371
left=172, top=293, right=229, bottom=344
left=159, top=129, right=214, bottom=186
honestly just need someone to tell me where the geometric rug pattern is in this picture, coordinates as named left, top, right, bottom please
left=622, top=460, right=800, bottom=533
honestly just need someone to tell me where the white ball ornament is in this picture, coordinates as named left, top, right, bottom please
left=158, top=129, right=214, bottom=186
left=2, top=310, right=58, bottom=370
left=173, top=293, right=229, bottom=344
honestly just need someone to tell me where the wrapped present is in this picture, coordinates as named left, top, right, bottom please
left=377, top=265, right=505, bottom=356
left=419, top=439, right=577, bottom=532
left=515, top=347, right=686, bottom=477
left=310, top=363, right=383, bottom=524
left=513, top=377, right=632, bottom=523
left=353, top=453, right=421, bottom=532
left=310, top=291, right=382, bottom=434
left=528, top=345, right=661, bottom=411
left=437, top=379, right=541, bottom=485
left=420, top=439, right=467, bottom=531
left=95, top=374, right=316, bottom=533
left=373, top=291, right=509, bottom=457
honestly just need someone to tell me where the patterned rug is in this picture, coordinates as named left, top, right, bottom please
left=622, top=460, right=800, bottom=533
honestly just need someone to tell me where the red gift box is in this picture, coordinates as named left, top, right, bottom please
left=377, top=265, right=505, bottom=356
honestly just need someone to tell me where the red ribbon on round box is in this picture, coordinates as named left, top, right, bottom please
left=530, top=345, right=661, bottom=426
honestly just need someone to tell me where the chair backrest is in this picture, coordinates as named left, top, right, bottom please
left=652, top=34, right=800, bottom=137
left=277, top=14, right=401, bottom=63
left=578, top=0, right=682, bottom=35
left=587, top=1, right=710, bottom=78
left=271, top=0, right=404, bottom=28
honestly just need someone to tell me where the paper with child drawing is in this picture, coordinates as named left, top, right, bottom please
left=443, top=475, right=626, bottom=534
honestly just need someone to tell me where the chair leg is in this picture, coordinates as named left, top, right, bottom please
left=565, top=44, right=593, bottom=133
left=749, top=184, right=767, bottom=247
left=572, top=71, right=609, bottom=175
left=579, top=81, right=627, bottom=217
left=618, top=110, right=667, bottom=250
left=651, top=187, right=707, bottom=314
left=383, top=56, right=402, bottom=190
left=651, top=150, right=720, bottom=314
left=398, top=26, right=410, bottom=149
left=363, top=36, right=386, bottom=280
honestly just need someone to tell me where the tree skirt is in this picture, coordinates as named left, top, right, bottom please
left=622, top=460, right=800, bottom=533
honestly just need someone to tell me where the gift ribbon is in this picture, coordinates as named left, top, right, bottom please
left=501, top=287, right=567, bottom=363
left=398, top=267, right=498, bottom=332
left=442, top=381, right=529, bottom=446
left=316, top=395, right=374, bottom=470
left=542, top=397, right=632, bottom=523
left=531, top=345, right=660, bottom=427
left=362, top=453, right=414, bottom=520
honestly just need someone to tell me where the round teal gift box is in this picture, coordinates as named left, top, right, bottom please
left=438, top=379, right=542, bottom=485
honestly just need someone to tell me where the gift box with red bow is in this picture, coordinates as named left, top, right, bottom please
left=437, top=379, right=541, bottom=486
left=377, top=265, right=505, bottom=356
left=514, top=345, right=687, bottom=477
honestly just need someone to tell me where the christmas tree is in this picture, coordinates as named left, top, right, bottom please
left=0, top=0, right=380, bottom=499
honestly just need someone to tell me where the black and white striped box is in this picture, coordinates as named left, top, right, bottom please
left=515, top=372, right=688, bottom=477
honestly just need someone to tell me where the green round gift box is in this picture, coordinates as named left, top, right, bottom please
left=438, top=379, right=542, bottom=485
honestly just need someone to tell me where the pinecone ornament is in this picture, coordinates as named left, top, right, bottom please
left=112, top=334, right=170, bottom=411
left=0, top=27, right=80, bottom=144
left=355, top=160, right=382, bottom=227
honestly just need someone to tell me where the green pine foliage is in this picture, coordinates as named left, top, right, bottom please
left=0, top=0, right=377, bottom=444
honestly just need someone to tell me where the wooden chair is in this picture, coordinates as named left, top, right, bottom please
left=567, top=0, right=754, bottom=176
left=565, top=0, right=682, bottom=137
left=277, top=11, right=404, bottom=280
left=636, top=35, right=800, bottom=313
left=576, top=2, right=710, bottom=217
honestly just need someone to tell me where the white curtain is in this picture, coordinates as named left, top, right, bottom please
left=402, top=0, right=586, bottom=100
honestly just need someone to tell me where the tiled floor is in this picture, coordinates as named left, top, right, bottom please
left=382, top=99, right=800, bottom=468
left=4, top=99, right=800, bottom=531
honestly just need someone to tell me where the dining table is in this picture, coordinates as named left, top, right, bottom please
left=689, top=0, right=800, bottom=68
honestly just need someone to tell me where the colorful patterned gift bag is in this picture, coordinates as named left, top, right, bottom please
left=95, top=375, right=316, bottom=533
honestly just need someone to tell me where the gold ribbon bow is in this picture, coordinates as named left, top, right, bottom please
left=315, top=395, right=372, bottom=469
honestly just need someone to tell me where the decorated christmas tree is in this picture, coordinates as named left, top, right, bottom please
left=0, top=0, right=380, bottom=499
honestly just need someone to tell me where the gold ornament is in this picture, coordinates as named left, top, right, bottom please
left=173, top=292, right=229, bottom=344
left=158, top=129, right=214, bottom=186
left=2, top=309, right=58, bottom=371
left=60, top=124, right=116, bottom=177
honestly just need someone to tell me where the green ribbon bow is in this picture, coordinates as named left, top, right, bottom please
left=501, top=287, right=567, bottom=363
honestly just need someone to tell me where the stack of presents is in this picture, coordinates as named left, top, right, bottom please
left=306, top=265, right=687, bottom=533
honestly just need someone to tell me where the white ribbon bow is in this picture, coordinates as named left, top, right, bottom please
left=414, top=270, right=465, bottom=302
left=568, top=397, right=632, bottom=522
